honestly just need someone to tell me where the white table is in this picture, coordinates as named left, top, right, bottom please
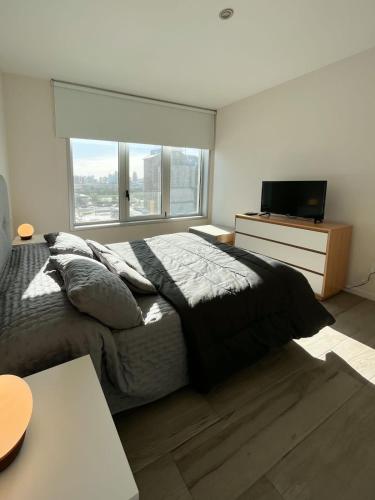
left=12, top=234, right=45, bottom=246
left=188, top=224, right=235, bottom=244
left=0, top=356, right=139, bottom=500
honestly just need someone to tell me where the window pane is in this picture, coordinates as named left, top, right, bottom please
left=170, top=147, right=201, bottom=216
left=71, top=139, right=119, bottom=224
left=128, top=143, right=162, bottom=217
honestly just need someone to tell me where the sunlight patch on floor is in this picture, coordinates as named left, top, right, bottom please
left=294, top=326, right=375, bottom=383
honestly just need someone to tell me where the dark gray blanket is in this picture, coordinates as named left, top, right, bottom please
left=109, top=232, right=334, bottom=391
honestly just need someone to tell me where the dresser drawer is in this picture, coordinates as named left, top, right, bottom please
left=288, top=266, right=324, bottom=295
left=235, top=233, right=326, bottom=274
left=236, top=217, right=328, bottom=253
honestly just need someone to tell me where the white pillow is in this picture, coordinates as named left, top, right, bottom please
left=44, top=232, right=94, bottom=259
left=86, top=240, right=157, bottom=295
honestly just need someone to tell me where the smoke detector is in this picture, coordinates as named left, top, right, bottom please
left=219, top=8, right=234, bottom=20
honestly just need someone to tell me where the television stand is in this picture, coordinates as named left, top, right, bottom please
left=234, top=213, right=352, bottom=300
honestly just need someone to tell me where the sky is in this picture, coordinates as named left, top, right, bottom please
left=71, top=138, right=158, bottom=178
left=71, top=138, right=200, bottom=179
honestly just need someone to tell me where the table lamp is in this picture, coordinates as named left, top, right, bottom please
left=0, top=375, right=33, bottom=472
left=17, top=224, right=34, bottom=241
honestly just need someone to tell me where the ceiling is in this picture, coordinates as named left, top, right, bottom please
left=1, top=0, right=375, bottom=109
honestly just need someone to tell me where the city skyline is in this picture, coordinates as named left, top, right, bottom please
left=71, top=138, right=200, bottom=179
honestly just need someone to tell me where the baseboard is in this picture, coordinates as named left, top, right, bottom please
left=345, top=287, right=375, bottom=302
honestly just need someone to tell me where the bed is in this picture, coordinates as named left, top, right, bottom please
left=0, top=175, right=334, bottom=413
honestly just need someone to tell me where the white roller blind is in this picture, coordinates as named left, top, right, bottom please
left=53, top=81, right=216, bottom=149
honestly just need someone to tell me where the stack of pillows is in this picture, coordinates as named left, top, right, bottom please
left=45, top=232, right=156, bottom=330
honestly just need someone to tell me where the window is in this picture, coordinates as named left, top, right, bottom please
left=170, top=147, right=202, bottom=217
left=70, top=139, right=119, bottom=224
left=128, top=143, right=162, bottom=217
left=69, top=139, right=208, bottom=226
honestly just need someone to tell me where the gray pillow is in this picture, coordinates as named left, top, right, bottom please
left=86, top=240, right=157, bottom=295
left=50, top=254, right=143, bottom=329
left=44, top=232, right=94, bottom=259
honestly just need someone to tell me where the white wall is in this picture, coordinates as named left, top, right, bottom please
left=2, top=73, right=210, bottom=243
left=212, top=47, right=375, bottom=300
left=0, top=73, right=10, bottom=188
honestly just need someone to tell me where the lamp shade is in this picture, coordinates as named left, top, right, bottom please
left=17, top=224, right=34, bottom=240
left=0, top=375, right=33, bottom=471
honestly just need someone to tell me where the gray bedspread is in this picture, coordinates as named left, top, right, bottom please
left=0, top=243, right=188, bottom=412
left=0, top=244, right=128, bottom=391
left=1, top=232, right=333, bottom=409
left=105, top=293, right=188, bottom=413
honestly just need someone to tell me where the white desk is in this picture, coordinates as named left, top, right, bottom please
left=12, top=234, right=45, bottom=246
left=188, top=224, right=235, bottom=244
left=0, top=356, right=138, bottom=500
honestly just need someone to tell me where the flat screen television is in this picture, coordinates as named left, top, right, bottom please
left=261, top=180, right=327, bottom=222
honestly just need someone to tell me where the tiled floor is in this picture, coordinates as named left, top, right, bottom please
left=114, top=292, right=375, bottom=500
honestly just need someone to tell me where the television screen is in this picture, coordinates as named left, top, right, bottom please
left=261, top=181, right=327, bottom=220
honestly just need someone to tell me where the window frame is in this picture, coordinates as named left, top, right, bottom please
left=67, top=139, right=209, bottom=229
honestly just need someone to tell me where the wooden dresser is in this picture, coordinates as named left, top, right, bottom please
left=235, top=214, right=352, bottom=300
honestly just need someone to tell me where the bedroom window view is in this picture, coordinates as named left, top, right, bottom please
left=70, top=138, right=208, bottom=226
left=70, top=138, right=119, bottom=224
left=3, top=2, right=375, bottom=499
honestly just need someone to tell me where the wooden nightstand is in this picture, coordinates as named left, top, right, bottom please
left=189, top=224, right=235, bottom=245
left=12, top=234, right=45, bottom=246
left=0, top=356, right=139, bottom=500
